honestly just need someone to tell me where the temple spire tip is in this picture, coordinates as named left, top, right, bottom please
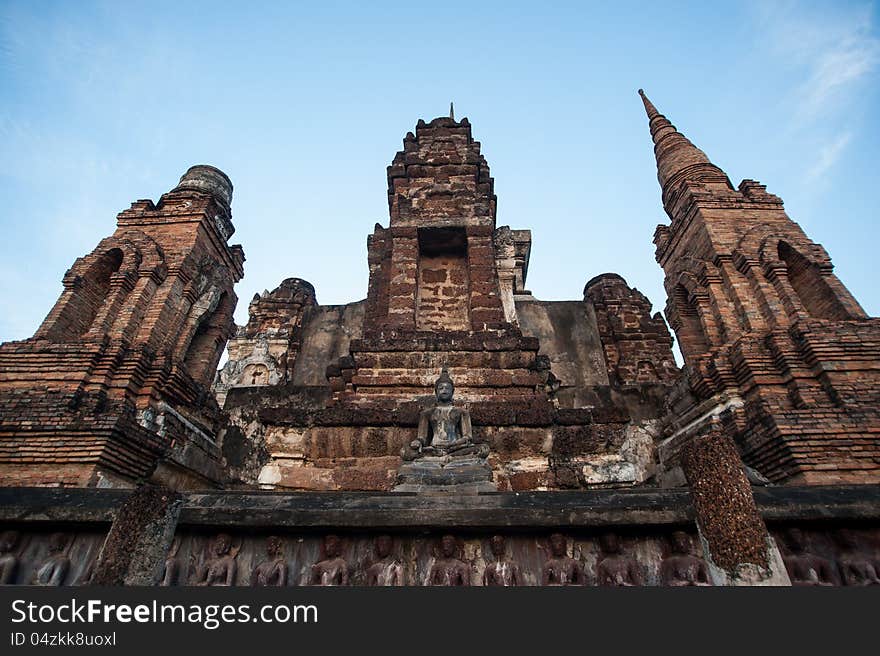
left=449, top=102, right=455, bottom=120
left=638, top=88, right=659, bottom=120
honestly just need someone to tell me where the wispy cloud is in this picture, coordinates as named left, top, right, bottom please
left=753, top=1, right=879, bottom=117
left=750, top=1, right=879, bottom=180
left=805, top=131, right=853, bottom=181
left=800, top=26, right=879, bottom=120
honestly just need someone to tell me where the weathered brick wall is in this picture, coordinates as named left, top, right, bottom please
left=387, top=117, right=495, bottom=228
left=214, top=278, right=316, bottom=405
left=417, top=252, right=470, bottom=331
left=223, top=384, right=656, bottom=492
left=326, top=332, right=551, bottom=401
left=585, top=273, right=678, bottom=387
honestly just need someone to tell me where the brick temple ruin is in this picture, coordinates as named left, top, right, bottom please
left=0, top=92, right=878, bottom=586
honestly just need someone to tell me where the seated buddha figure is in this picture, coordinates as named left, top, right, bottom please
left=401, top=368, right=489, bottom=462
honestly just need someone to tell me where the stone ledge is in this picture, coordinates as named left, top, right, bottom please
left=0, top=485, right=877, bottom=531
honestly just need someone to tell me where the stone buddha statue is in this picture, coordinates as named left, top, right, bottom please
left=781, top=528, right=837, bottom=586
left=32, top=533, right=70, bottom=586
left=483, top=535, right=521, bottom=586
left=0, top=530, right=21, bottom=585
left=251, top=536, right=288, bottom=587
left=310, top=534, right=349, bottom=586
left=193, top=533, right=238, bottom=586
left=541, top=533, right=585, bottom=586
left=836, top=529, right=880, bottom=586
left=401, top=368, right=488, bottom=462
left=426, top=534, right=471, bottom=586
left=596, top=532, right=643, bottom=587
left=660, top=531, right=710, bottom=586
left=364, top=535, right=404, bottom=586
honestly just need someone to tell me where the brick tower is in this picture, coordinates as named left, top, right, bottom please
left=0, top=166, right=244, bottom=488
left=327, top=113, right=553, bottom=401
left=639, top=89, right=880, bottom=484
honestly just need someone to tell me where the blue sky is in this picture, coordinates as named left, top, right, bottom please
left=1, top=1, right=878, bottom=359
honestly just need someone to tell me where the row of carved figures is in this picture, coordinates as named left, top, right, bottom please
left=175, top=529, right=880, bottom=587
left=2, top=528, right=878, bottom=586
left=168, top=531, right=705, bottom=586
left=0, top=532, right=86, bottom=586
left=777, top=527, right=880, bottom=586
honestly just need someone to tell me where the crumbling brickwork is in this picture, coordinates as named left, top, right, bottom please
left=329, top=115, right=552, bottom=403
left=0, top=166, right=244, bottom=488
left=215, top=278, right=316, bottom=405
left=585, top=273, right=678, bottom=387
left=365, top=116, right=507, bottom=334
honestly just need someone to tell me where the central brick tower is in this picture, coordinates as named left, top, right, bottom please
left=327, top=113, right=553, bottom=401
left=639, top=90, right=880, bottom=484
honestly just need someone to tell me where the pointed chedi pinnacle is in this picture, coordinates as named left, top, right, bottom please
left=637, top=89, right=731, bottom=211
left=450, top=101, right=455, bottom=121
left=638, top=88, right=659, bottom=119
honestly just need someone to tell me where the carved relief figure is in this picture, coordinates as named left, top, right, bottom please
left=75, top=554, right=96, bottom=586
left=781, top=528, right=838, bottom=586
left=310, top=534, right=348, bottom=586
left=0, top=530, right=20, bottom=584
left=193, top=533, right=238, bottom=586
left=660, top=531, right=710, bottom=586
left=541, top=533, right=585, bottom=586
left=251, top=536, right=288, bottom=587
left=365, top=535, right=404, bottom=586
left=160, top=537, right=182, bottom=586
left=402, top=368, right=489, bottom=461
left=426, top=535, right=470, bottom=586
left=482, top=535, right=521, bottom=586
left=32, top=533, right=70, bottom=586
left=836, top=529, right=879, bottom=586
left=596, top=533, right=643, bottom=586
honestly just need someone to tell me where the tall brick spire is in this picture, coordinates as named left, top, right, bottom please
left=638, top=89, right=730, bottom=211
left=645, top=88, right=879, bottom=486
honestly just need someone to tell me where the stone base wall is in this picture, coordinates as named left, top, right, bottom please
left=1, top=486, right=877, bottom=587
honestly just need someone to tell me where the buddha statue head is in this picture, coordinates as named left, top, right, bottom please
left=213, top=533, right=232, bottom=556
left=439, top=534, right=458, bottom=559
left=266, top=536, right=283, bottom=558
left=490, top=535, right=507, bottom=558
left=375, top=535, right=393, bottom=559
left=0, top=530, right=19, bottom=554
left=323, top=534, right=342, bottom=559
left=549, top=533, right=567, bottom=558
left=670, top=531, right=692, bottom=555
left=434, top=368, right=454, bottom=403
left=599, top=532, right=622, bottom=555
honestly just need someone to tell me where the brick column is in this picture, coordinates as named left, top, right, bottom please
left=681, top=428, right=790, bottom=585
left=90, top=484, right=182, bottom=586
